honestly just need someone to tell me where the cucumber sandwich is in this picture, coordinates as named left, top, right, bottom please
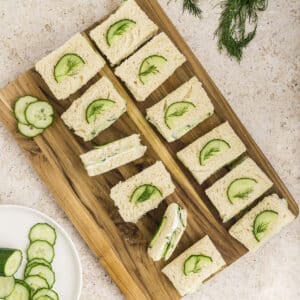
left=148, top=203, right=187, bottom=261
left=80, top=134, right=147, bottom=177
left=110, top=161, right=175, bottom=223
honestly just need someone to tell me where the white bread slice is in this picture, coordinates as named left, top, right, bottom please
left=146, top=77, right=214, bottom=142
left=177, top=122, right=246, bottom=184
left=205, top=157, right=273, bottom=222
left=61, top=76, right=126, bottom=141
left=35, top=33, right=105, bottom=100
left=110, top=161, right=175, bottom=223
left=162, top=235, right=226, bottom=296
left=89, top=0, right=158, bottom=65
left=115, top=32, right=186, bottom=101
left=148, top=203, right=187, bottom=261
left=80, top=134, right=146, bottom=177
left=229, top=194, right=295, bottom=250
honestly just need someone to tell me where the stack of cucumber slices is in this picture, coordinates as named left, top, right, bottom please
left=0, top=223, right=59, bottom=300
left=14, top=96, right=55, bottom=138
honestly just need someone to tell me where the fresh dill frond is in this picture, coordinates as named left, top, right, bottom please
left=183, top=0, right=202, bottom=18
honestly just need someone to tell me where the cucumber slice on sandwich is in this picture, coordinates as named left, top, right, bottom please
left=0, top=276, right=15, bottom=298
left=54, top=53, right=85, bottom=83
left=25, top=101, right=54, bottom=129
left=32, top=288, right=59, bottom=300
left=199, top=139, right=231, bottom=165
left=29, top=223, right=57, bottom=246
left=14, top=96, right=38, bottom=125
left=227, top=178, right=257, bottom=204
left=253, top=210, right=278, bottom=242
left=183, top=254, right=212, bottom=276
left=130, top=184, right=162, bottom=203
left=0, top=249, right=22, bottom=276
left=138, top=55, right=167, bottom=84
left=106, top=19, right=136, bottom=47
left=164, top=101, right=196, bottom=129
left=86, top=99, right=116, bottom=124
left=149, top=217, right=166, bottom=248
left=27, top=241, right=54, bottom=263
left=6, top=280, right=31, bottom=300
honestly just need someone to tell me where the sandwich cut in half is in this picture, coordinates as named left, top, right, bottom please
left=61, top=76, right=127, bottom=141
left=110, top=161, right=175, bottom=223
left=115, top=32, right=186, bottom=101
left=205, top=157, right=273, bottom=222
left=35, top=33, right=105, bottom=100
left=229, top=194, right=295, bottom=250
left=148, top=203, right=187, bottom=261
left=80, top=134, right=147, bottom=177
left=162, top=235, right=226, bottom=296
left=177, top=122, right=246, bottom=184
left=89, top=0, right=158, bottom=65
left=146, top=77, right=214, bottom=142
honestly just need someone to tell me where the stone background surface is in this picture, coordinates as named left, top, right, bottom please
left=0, top=1, right=299, bottom=299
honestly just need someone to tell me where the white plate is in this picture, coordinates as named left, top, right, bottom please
left=0, top=205, right=82, bottom=300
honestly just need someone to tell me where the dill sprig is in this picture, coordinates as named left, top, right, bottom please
left=183, top=0, right=202, bottom=18
left=215, top=0, right=268, bottom=61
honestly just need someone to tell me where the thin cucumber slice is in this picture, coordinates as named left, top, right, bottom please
left=17, top=122, right=44, bottom=138
left=27, top=241, right=54, bottom=263
left=33, top=288, right=59, bottom=300
left=0, top=249, right=22, bottom=276
left=183, top=255, right=212, bottom=276
left=14, top=96, right=38, bottom=125
left=106, top=19, right=136, bottom=46
left=25, top=101, right=54, bottom=129
left=27, top=265, right=55, bottom=288
left=25, top=262, right=52, bottom=278
left=130, top=184, right=162, bottom=203
left=163, top=231, right=177, bottom=260
left=149, top=217, right=167, bottom=248
left=227, top=177, right=258, bottom=204
left=0, top=276, right=15, bottom=298
left=85, top=99, right=116, bottom=124
left=6, top=280, right=31, bottom=300
left=54, top=53, right=85, bottom=83
left=164, top=101, right=196, bottom=129
left=24, top=276, right=49, bottom=294
left=138, top=55, right=167, bottom=84
left=36, top=296, right=54, bottom=300
left=199, top=139, right=231, bottom=165
left=253, top=210, right=278, bottom=242
left=29, top=223, right=57, bottom=246
left=27, top=259, right=52, bottom=269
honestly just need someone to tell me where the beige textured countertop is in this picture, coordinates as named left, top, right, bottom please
left=0, top=1, right=299, bottom=299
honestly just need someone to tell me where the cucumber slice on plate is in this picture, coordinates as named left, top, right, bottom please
left=0, top=276, right=15, bottom=298
left=27, top=241, right=54, bottom=263
left=25, top=101, right=54, bottom=129
left=85, top=99, right=116, bottom=124
left=106, top=19, right=136, bottom=46
left=199, top=139, right=231, bottom=165
left=35, top=296, right=54, bottom=300
left=54, top=53, right=85, bottom=83
left=183, top=254, right=212, bottom=276
left=138, top=55, right=167, bottom=84
left=32, top=288, right=59, bottom=300
left=164, top=101, right=196, bottom=129
left=14, top=96, right=38, bottom=125
left=149, top=216, right=166, bottom=248
left=17, top=122, right=44, bottom=138
left=6, top=280, right=31, bottom=300
left=253, top=210, right=278, bottom=242
left=25, top=261, right=52, bottom=278
left=0, top=249, right=22, bottom=276
left=29, top=223, right=57, bottom=246
left=130, top=184, right=162, bottom=203
left=27, top=265, right=55, bottom=288
left=24, top=276, right=49, bottom=293
left=26, top=258, right=52, bottom=270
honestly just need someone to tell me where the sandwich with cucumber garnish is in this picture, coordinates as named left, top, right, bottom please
left=80, top=134, right=147, bottom=177
left=14, top=95, right=55, bottom=138
left=148, top=203, right=187, bottom=261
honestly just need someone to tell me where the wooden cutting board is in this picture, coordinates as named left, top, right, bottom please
left=0, top=0, right=298, bottom=299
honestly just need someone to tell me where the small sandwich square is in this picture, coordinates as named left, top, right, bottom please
left=162, top=235, right=226, bottom=296
left=110, top=161, right=175, bottom=223
left=146, top=77, right=214, bottom=142
left=177, top=122, right=246, bottom=184
left=229, top=194, right=295, bottom=250
left=115, top=32, right=186, bottom=101
left=61, top=76, right=126, bottom=141
left=35, top=33, right=105, bottom=100
left=205, top=157, right=273, bottom=222
left=89, top=0, right=158, bottom=65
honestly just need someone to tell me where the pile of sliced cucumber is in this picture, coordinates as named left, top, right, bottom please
left=0, top=223, right=59, bottom=300
left=14, top=96, right=55, bottom=138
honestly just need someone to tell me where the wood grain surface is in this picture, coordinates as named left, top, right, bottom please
left=0, top=0, right=298, bottom=299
